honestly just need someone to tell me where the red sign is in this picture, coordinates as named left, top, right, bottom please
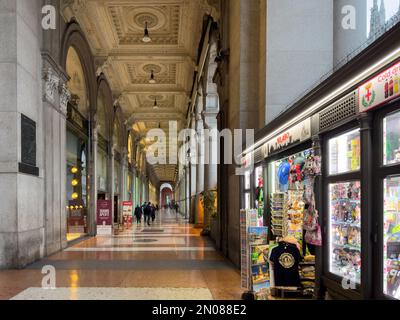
left=97, top=200, right=112, bottom=226
left=359, top=60, right=400, bottom=112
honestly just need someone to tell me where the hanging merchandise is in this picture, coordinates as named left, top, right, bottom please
left=269, top=237, right=301, bottom=288
left=255, top=171, right=265, bottom=226
left=268, top=148, right=320, bottom=298
left=277, top=161, right=291, bottom=191
left=302, top=154, right=323, bottom=247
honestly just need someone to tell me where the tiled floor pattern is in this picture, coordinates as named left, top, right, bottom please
left=11, top=288, right=214, bottom=301
left=0, top=210, right=242, bottom=300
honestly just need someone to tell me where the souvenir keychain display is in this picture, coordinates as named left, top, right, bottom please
left=330, top=181, right=361, bottom=284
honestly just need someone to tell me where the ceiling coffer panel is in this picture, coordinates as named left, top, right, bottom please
left=126, top=63, right=177, bottom=85
left=107, top=5, right=181, bottom=46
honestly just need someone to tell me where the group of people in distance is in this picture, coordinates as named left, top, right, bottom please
left=134, top=202, right=159, bottom=226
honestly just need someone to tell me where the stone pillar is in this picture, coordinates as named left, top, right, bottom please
left=42, top=59, right=70, bottom=255
left=195, top=114, right=205, bottom=228
left=131, top=167, right=137, bottom=204
left=119, top=149, right=127, bottom=225
left=110, top=145, right=115, bottom=226
left=215, top=0, right=267, bottom=267
left=89, top=123, right=99, bottom=235
left=202, top=112, right=218, bottom=234
left=189, top=114, right=197, bottom=224
left=0, top=1, right=47, bottom=268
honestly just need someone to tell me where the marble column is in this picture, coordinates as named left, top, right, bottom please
left=89, top=123, right=99, bottom=235
left=195, top=114, right=205, bottom=228
left=119, top=149, right=127, bottom=225
left=110, top=145, right=115, bottom=227
left=189, top=114, right=197, bottom=224
left=202, top=112, right=218, bottom=234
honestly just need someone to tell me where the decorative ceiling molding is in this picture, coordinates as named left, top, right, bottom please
left=60, top=0, right=218, bottom=182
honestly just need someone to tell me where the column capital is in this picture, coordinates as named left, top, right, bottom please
left=42, top=67, right=60, bottom=104
left=59, top=83, right=71, bottom=116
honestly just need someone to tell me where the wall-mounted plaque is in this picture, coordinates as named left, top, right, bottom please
left=19, top=114, right=39, bottom=176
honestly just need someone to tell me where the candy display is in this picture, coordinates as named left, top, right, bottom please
left=329, top=181, right=362, bottom=284
left=384, top=176, right=400, bottom=299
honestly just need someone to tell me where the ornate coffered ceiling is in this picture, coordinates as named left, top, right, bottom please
left=61, top=0, right=219, bottom=183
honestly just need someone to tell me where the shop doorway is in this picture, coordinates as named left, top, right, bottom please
left=114, top=195, right=119, bottom=224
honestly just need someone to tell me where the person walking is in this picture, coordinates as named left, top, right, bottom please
left=144, top=202, right=152, bottom=226
left=151, top=204, right=156, bottom=223
left=134, top=205, right=142, bottom=225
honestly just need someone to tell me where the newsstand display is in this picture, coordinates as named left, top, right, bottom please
left=266, top=147, right=322, bottom=298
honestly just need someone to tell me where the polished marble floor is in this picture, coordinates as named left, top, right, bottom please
left=0, top=210, right=242, bottom=300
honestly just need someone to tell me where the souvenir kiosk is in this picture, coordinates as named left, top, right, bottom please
left=240, top=24, right=400, bottom=299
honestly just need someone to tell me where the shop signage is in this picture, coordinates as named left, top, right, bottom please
left=122, top=201, right=133, bottom=217
left=266, top=118, right=311, bottom=156
left=97, top=200, right=112, bottom=235
left=359, top=60, right=400, bottom=112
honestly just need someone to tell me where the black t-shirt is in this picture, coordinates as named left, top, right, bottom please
left=270, top=242, right=301, bottom=287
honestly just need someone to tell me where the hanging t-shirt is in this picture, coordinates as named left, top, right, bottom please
left=269, top=242, right=301, bottom=287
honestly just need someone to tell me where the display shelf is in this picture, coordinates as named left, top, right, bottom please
left=251, top=262, right=269, bottom=267
left=299, top=261, right=316, bottom=266
left=332, top=243, right=361, bottom=251
left=253, top=279, right=270, bottom=285
left=331, top=221, right=361, bottom=228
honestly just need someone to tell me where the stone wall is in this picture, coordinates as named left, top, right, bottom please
left=266, top=0, right=334, bottom=123
left=0, top=0, right=45, bottom=268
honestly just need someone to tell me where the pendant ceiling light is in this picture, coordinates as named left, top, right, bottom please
left=153, top=98, right=159, bottom=109
left=149, top=70, right=156, bottom=84
left=142, top=21, right=152, bottom=43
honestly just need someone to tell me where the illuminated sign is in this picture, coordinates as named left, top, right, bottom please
left=359, top=60, right=400, bottom=112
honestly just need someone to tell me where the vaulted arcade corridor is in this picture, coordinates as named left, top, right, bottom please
left=0, top=209, right=241, bottom=300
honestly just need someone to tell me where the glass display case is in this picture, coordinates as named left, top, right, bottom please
left=329, top=181, right=362, bottom=284
left=383, top=111, right=400, bottom=166
left=327, top=129, right=362, bottom=285
left=383, top=175, right=400, bottom=299
left=329, top=129, right=360, bottom=175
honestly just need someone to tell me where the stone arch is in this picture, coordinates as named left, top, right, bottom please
left=96, top=75, right=113, bottom=142
left=61, top=21, right=97, bottom=118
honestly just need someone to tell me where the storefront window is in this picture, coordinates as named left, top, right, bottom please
left=66, top=130, right=88, bottom=241
left=383, top=175, right=400, bottom=299
left=329, top=181, right=361, bottom=284
left=383, top=111, right=400, bottom=166
left=329, top=129, right=361, bottom=175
